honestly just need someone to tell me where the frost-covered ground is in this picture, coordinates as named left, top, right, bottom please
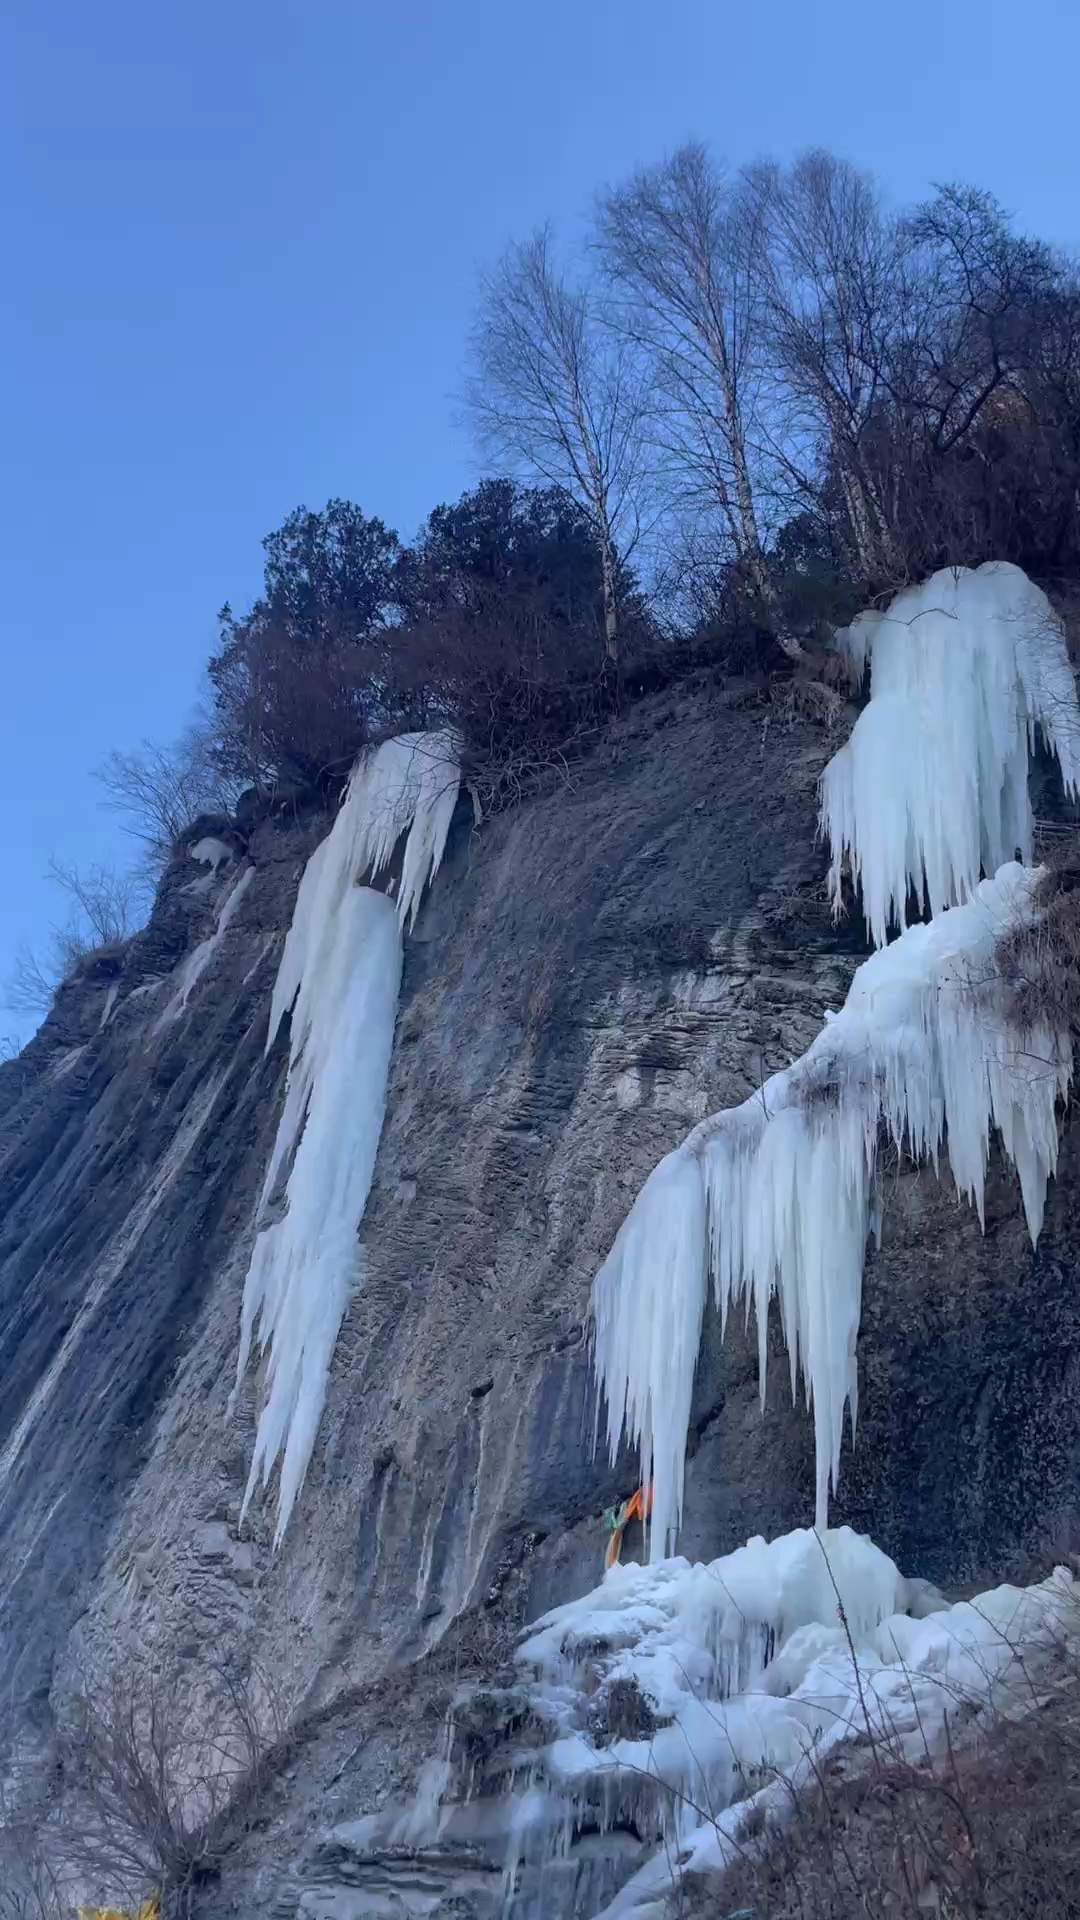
left=513, top=1525, right=1077, bottom=1919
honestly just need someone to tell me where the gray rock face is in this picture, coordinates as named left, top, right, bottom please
left=1, top=683, right=1078, bottom=1915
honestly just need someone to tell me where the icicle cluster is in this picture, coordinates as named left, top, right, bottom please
left=593, top=864, right=1071, bottom=1558
left=822, top=562, right=1080, bottom=947
left=232, top=731, right=459, bottom=1542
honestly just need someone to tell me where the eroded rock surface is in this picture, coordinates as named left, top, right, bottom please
left=2, top=684, right=1078, bottom=1915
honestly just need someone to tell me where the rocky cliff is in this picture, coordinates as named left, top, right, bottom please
left=2, top=680, right=1079, bottom=1915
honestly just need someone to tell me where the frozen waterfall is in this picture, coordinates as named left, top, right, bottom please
left=593, top=562, right=1080, bottom=1560
left=592, top=866, right=1072, bottom=1558
left=821, top=562, right=1080, bottom=948
left=231, top=731, right=460, bottom=1543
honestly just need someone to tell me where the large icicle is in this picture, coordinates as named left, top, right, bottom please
left=821, top=562, right=1080, bottom=947
left=592, top=863, right=1071, bottom=1558
left=233, top=731, right=459, bottom=1543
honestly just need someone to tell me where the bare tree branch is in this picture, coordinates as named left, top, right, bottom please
left=95, top=721, right=242, bottom=878
left=2, top=863, right=146, bottom=1023
left=465, top=227, right=653, bottom=662
left=597, top=142, right=774, bottom=598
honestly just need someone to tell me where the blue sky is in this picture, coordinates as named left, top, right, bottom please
left=3, top=0, right=1079, bottom=1038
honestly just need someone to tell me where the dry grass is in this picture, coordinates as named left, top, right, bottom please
left=706, top=1672, right=1080, bottom=1919
left=996, top=840, right=1080, bottom=1033
left=43, top=1653, right=286, bottom=1919
left=667, top=1546, right=1080, bottom=1920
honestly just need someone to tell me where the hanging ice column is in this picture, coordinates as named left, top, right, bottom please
left=821, top=562, right=1080, bottom=947
left=593, top=561, right=1080, bottom=1561
left=594, top=866, right=1072, bottom=1559
left=232, top=732, right=460, bottom=1543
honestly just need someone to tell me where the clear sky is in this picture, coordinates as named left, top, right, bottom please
left=3, top=0, right=1079, bottom=1039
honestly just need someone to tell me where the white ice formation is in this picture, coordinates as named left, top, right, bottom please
left=232, top=731, right=459, bottom=1542
left=593, top=862, right=1071, bottom=1557
left=518, top=1524, right=1077, bottom=1918
left=821, top=561, right=1080, bottom=948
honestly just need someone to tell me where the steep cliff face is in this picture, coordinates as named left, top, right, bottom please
left=2, top=681, right=1079, bottom=1913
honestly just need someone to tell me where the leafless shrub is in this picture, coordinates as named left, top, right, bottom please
left=44, top=858, right=144, bottom=951
left=996, top=850, right=1080, bottom=1033
left=0, top=1728, right=66, bottom=1919
left=2, top=862, right=145, bottom=1020
left=387, top=587, right=620, bottom=816
left=95, top=723, right=243, bottom=878
left=767, top=671, right=847, bottom=735
left=465, top=226, right=654, bottom=662
left=0, top=1816, right=65, bottom=1919
left=713, top=1671, right=1080, bottom=1920
left=2, top=946, right=58, bottom=1021
left=57, top=1653, right=283, bottom=1918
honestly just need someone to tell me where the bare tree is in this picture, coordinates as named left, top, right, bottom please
left=3, top=947, right=58, bottom=1021
left=746, top=151, right=911, bottom=586
left=745, top=153, right=1074, bottom=593
left=45, top=858, right=143, bottom=950
left=466, top=226, right=651, bottom=664
left=896, top=185, right=1060, bottom=455
left=58, top=1653, right=283, bottom=1919
left=597, top=142, right=772, bottom=601
left=2, top=862, right=146, bottom=1020
left=95, top=720, right=242, bottom=879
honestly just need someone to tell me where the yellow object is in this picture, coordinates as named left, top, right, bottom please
left=76, top=1899, right=159, bottom=1920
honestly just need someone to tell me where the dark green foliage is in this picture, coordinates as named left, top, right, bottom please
left=259, top=499, right=401, bottom=645
left=770, top=515, right=863, bottom=637
left=388, top=482, right=643, bottom=806
left=207, top=484, right=650, bottom=799
left=396, top=479, right=607, bottom=631
left=208, top=502, right=406, bottom=787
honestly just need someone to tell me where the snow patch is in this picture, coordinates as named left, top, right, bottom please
left=592, top=863, right=1071, bottom=1553
left=518, top=1526, right=1077, bottom=1918
left=189, top=835, right=234, bottom=872
left=822, top=562, right=1080, bottom=947
left=232, top=732, right=460, bottom=1543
